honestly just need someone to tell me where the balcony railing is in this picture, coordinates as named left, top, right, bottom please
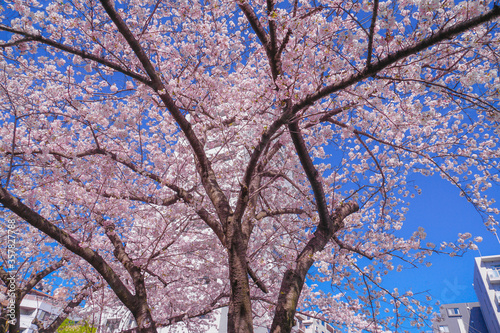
left=495, top=291, right=500, bottom=305
left=487, top=270, right=500, bottom=284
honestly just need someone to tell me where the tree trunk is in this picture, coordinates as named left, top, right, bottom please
left=8, top=301, right=20, bottom=333
left=227, top=224, right=253, bottom=333
left=269, top=267, right=311, bottom=333
left=134, top=307, right=157, bottom=333
left=132, top=279, right=157, bottom=333
left=270, top=202, right=359, bottom=333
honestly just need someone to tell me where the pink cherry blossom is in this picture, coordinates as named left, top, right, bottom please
left=0, top=0, right=499, bottom=332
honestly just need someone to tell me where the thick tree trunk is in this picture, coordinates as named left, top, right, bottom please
left=135, top=305, right=156, bottom=333
left=227, top=224, right=253, bottom=333
left=8, top=302, right=20, bottom=333
left=133, top=301, right=157, bottom=333
left=270, top=202, right=359, bottom=333
left=129, top=271, right=156, bottom=333
left=269, top=266, right=312, bottom=333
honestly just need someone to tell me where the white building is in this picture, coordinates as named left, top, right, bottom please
left=95, top=305, right=137, bottom=333
left=432, top=254, right=500, bottom=333
left=3, top=289, right=61, bottom=333
left=96, top=305, right=338, bottom=333
left=474, top=254, right=500, bottom=332
left=293, top=314, right=338, bottom=333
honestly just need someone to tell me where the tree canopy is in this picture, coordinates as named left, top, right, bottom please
left=0, top=0, right=500, bottom=332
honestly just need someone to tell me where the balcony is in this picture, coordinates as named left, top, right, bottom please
left=487, top=269, right=500, bottom=284
left=496, top=291, right=500, bottom=305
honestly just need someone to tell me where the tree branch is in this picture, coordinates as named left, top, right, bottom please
left=288, top=121, right=330, bottom=231
left=97, top=0, right=232, bottom=226
left=13, top=147, right=228, bottom=247
left=0, top=186, right=137, bottom=310
left=233, top=105, right=294, bottom=230
left=22, top=258, right=66, bottom=299
left=255, top=208, right=306, bottom=220
left=33, top=282, right=96, bottom=333
left=160, top=293, right=230, bottom=326
left=270, top=201, right=359, bottom=333
left=0, top=266, right=11, bottom=286
left=247, top=264, right=269, bottom=293
left=331, top=235, right=374, bottom=260
left=98, top=218, right=141, bottom=285
left=238, top=1, right=281, bottom=80
left=0, top=25, right=151, bottom=85
left=366, top=0, right=380, bottom=67
left=97, top=0, right=160, bottom=89
left=293, top=5, right=500, bottom=112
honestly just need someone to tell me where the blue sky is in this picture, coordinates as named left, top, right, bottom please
left=306, top=164, right=499, bottom=330
left=379, top=173, right=500, bottom=330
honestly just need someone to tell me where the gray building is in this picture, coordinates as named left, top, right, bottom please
left=432, top=254, right=500, bottom=333
left=433, top=302, right=488, bottom=333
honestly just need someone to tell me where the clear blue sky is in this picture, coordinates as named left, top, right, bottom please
left=379, top=173, right=500, bottom=331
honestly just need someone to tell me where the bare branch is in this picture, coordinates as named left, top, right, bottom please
left=247, top=264, right=269, bottom=293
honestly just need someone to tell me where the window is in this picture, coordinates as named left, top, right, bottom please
left=37, top=310, right=48, bottom=321
left=20, top=308, right=35, bottom=316
left=447, top=307, right=461, bottom=316
left=489, top=265, right=500, bottom=279
left=105, top=319, right=120, bottom=333
left=439, top=325, right=450, bottom=332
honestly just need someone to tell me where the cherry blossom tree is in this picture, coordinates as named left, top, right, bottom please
left=0, top=0, right=500, bottom=332
left=32, top=282, right=100, bottom=333
left=0, top=214, right=84, bottom=333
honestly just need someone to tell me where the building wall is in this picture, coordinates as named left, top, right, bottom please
left=474, top=255, right=500, bottom=333
left=156, top=307, right=336, bottom=333
left=293, top=314, right=340, bottom=333
left=432, top=302, right=488, bottom=333
left=18, top=291, right=60, bottom=333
